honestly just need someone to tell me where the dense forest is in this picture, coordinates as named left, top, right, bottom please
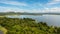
left=0, top=17, right=60, bottom=34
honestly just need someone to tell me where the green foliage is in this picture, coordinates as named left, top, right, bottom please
left=0, top=26, right=7, bottom=34
left=0, top=17, right=60, bottom=34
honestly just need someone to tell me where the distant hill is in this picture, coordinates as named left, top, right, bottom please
left=0, top=12, right=60, bottom=16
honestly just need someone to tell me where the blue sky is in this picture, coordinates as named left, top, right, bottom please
left=0, top=0, right=60, bottom=13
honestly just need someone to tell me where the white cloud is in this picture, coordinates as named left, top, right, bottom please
left=0, top=6, right=26, bottom=12
left=42, top=7, right=60, bottom=13
left=47, top=0, right=60, bottom=6
left=0, top=6, right=42, bottom=13
left=0, top=1, right=28, bottom=6
left=0, top=6, right=60, bottom=13
left=0, top=0, right=60, bottom=13
left=53, top=0, right=60, bottom=1
left=23, top=7, right=60, bottom=13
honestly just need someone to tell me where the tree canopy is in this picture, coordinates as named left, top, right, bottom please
left=0, top=17, right=60, bottom=34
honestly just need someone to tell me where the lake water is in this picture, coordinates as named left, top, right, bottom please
left=7, top=15, right=60, bottom=27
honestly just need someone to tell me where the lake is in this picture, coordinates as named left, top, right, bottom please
left=7, top=15, right=60, bottom=27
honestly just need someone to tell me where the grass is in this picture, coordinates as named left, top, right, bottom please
left=0, top=26, right=7, bottom=34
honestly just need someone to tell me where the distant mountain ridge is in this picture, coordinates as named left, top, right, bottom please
left=0, top=12, right=60, bottom=16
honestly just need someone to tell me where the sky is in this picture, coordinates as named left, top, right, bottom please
left=0, top=0, right=60, bottom=13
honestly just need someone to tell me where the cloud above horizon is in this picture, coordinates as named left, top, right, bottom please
left=0, top=0, right=60, bottom=13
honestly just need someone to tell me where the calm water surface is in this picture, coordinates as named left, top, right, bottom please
left=7, top=15, right=60, bottom=26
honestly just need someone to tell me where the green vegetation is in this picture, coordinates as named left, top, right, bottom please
left=0, top=17, right=60, bottom=34
left=0, top=26, right=7, bottom=34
